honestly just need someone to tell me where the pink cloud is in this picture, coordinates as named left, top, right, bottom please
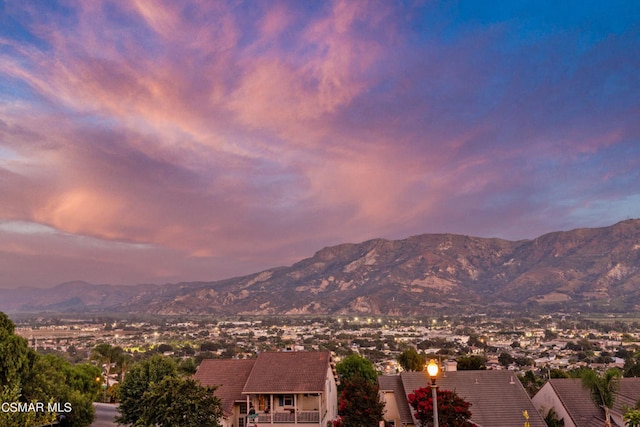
left=259, top=3, right=295, bottom=39
left=228, top=1, right=388, bottom=144
left=131, top=0, right=181, bottom=39
left=1, top=1, right=638, bottom=288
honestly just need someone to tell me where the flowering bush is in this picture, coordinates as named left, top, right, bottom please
left=407, top=387, right=473, bottom=427
left=337, top=374, right=385, bottom=427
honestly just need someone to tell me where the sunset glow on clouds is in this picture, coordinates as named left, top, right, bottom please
left=1, top=1, right=639, bottom=287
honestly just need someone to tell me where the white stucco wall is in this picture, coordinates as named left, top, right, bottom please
left=531, top=382, right=575, bottom=427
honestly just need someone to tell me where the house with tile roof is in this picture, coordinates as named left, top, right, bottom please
left=379, top=369, right=547, bottom=427
left=194, top=351, right=339, bottom=427
left=193, top=359, right=256, bottom=427
left=378, top=375, right=413, bottom=427
left=532, top=378, right=640, bottom=427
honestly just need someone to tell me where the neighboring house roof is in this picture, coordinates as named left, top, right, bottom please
left=243, top=351, right=332, bottom=394
left=400, top=370, right=547, bottom=427
left=540, top=377, right=640, bottom=427
left=194, top=358, right=256, bottom=416
left=614, top=378, right=640, bottom=414
left=378, top=375, right=414, bottom=425
left=544, top=379, right=606, bottom=427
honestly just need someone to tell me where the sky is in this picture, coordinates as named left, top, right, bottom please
left=0, top=1, right=639, bottom=289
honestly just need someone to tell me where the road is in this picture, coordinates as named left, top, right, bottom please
left=90, top=403, right=118, bottom=427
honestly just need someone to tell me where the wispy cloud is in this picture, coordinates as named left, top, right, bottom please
left=0, top=0, right=638, bottom=287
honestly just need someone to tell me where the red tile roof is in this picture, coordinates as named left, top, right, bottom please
left=194, top=359, right=256, bottom=416
left=193, top=351, right=333, bottom=416
left=243, top=351, right=331, bottom=394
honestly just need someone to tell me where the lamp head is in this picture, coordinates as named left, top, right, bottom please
left=427, top=359, right=439, bottom=379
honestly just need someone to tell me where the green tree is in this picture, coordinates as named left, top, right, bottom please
left=157, top=343, right=173, bottom=353
left=0, top=312, right=36, bottom=388
left=456, top=355, right=486, bottom=370
left=624, top=353, right=640, bottom=377
left=178, top=357, right=198, bottom=375
left=200, top=341, right=220, bottom=352
left=624, top=409, right=640, bottom=427
left=136, top=376, right=223, bottom=427
left=550, top=369, right=570, bottom=379
left=91, top=343, right=124, bottom=400
left=23, top=354, right=100, bottom=426
left=1, top=312, right=98, bottom=427
left=498, top=352, right=514, bottom=367
left=544, top=329, right=559, bottom=340
left=518, top=370, right=545, bottom=397
left=515, top=356, right=533, bottom=367
left=336, top=374, right=385, bottom=427
left=408, top=387, right=473, bottom=427
left=116, top=355, right=177, bottom=425
left=581, top=368, right=621, bottom=427
left=0, top=383, right=58, bottom=427
left=398, top=348, right=426, bottom=372
left=336, top=354, right=378, bottom=386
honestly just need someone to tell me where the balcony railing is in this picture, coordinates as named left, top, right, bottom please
left=256, top=410, right=320, bottom=424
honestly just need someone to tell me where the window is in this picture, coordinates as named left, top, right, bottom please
left=278, top=395, right=294, bottom=406
left=239, top=403, right=247, bottom=414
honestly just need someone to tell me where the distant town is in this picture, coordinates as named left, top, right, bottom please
left=4, top=310, right=640, bottom=426
left=13, top=312, right=639, bottom=376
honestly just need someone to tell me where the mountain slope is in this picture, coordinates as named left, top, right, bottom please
left=2, top=219, right=639, bottom=315
left=0, top=281, right=160, bottom=313
left=124, top=219, right=640, bottom=315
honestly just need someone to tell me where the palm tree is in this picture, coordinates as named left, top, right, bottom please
left=543, top=407, right=564, bottom=427
left=581, top=368, right=621, bottom=427
left=91, top=343, right=124, bottom=401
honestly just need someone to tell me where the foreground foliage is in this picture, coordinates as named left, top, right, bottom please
left=0, top=312, right=99, bottom=427
left=336, top=374, right=385, bottom=427
left=624, top=408, right=640, bottom=427
left=580, top=368, right=621, bottom=427
left=117, top=355, right=223, bottom=426
left=116, top=355, right=178, bottom=425
left=135, top=376, right=223, bottom=427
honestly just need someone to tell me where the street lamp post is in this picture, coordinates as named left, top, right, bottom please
left=427, top=359, right=439, bottom=427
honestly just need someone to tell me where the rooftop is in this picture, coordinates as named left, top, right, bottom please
left=400, top=370, right=547, bottom=427
left=194, top=358, right=256, bottom=416
left=243, top=351, right=332, bottom=394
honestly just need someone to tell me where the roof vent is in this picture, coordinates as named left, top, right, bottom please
left=474, top=378, right=479, bottom=384
left=509, top=376, right=515, bottom=385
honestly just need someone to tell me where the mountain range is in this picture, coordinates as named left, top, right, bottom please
left=1, top=219, right=639, bottom=316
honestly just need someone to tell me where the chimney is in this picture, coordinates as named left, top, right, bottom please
left=445, top=360, right=457, bottom=372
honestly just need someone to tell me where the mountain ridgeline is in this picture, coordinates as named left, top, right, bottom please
left=2, top=219, right=639, bottom=315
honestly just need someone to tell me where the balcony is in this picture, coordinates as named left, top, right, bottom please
left=256, top=410, right=320, bottom=424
